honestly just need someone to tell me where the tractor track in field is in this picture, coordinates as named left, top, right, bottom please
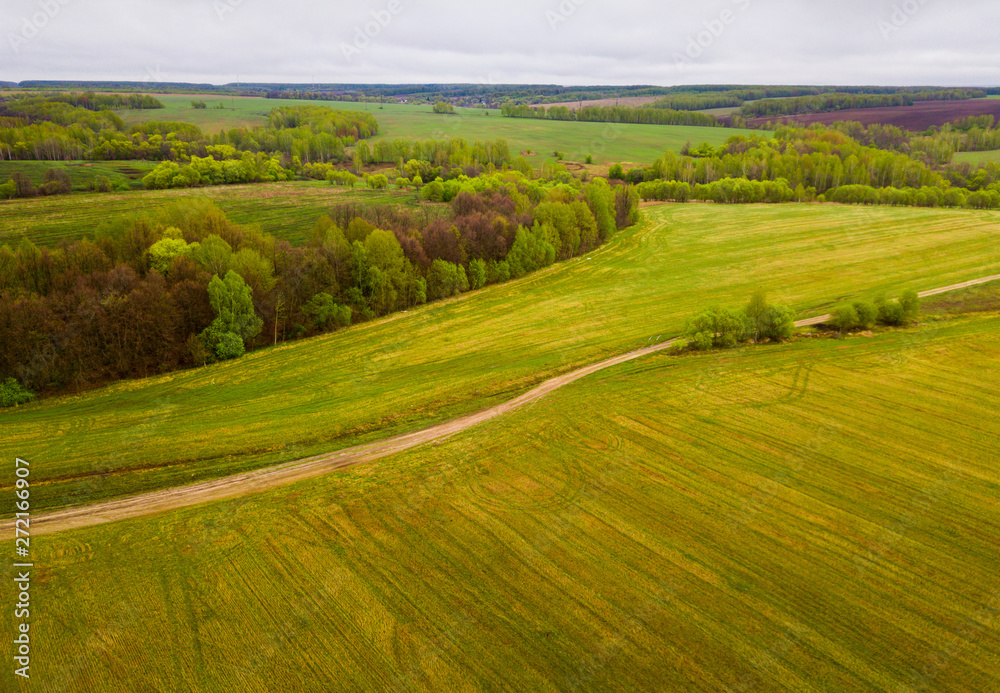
left=8, top=273, right=1000, bottom=536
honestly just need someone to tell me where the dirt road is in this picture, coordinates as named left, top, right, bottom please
left=8, top=274, right=1000, bottom=536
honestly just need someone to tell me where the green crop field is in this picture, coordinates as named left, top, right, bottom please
left=953, top=150, right=1000, bottom=166
left=119, top=94, right=755, bottom=165
left=0, top=182, right=425, bottom=247
left=5, top=312, right=998, bottom=691
left=3, top=203, right=999, bottom=511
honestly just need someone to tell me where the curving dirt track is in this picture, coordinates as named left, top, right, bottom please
left=8, top=274, right=1000, bottom=536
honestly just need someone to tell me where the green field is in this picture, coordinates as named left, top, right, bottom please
left=4, top=203, right=999, bottom=511
left=0, top=160, right=157, bottom=191
left=5, top=311, right=998, bottom=691
left=119, top=94, right=755, bottom=166
left=953, top=150, right=1000, bottom=166
left=0, top=182, right=425, bottom=247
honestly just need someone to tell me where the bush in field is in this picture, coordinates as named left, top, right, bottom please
left=685, top=306, right=750, bottom=350
left=853, top=300, right=878, bottom=329
left=0, top=378, right=35, bottom=407
left=433, top=102, right=455, bottom=114
left=91, top=175, right=113, bottom=193
left=831, top=304, right=859, bottom=332
left=367, top=174, right=389, bottom=190
left=745, top=290, right=796, bottom=342
left=900, top=289, right=920, bottom=322
left=833, top=292, right=915, bottom=331
left=875, top=291, right=919, bottom=326
left=759, top=304, right=796, bottom=341
left=326, top=170, right=358, bottom=188
left=876, top=298, right=905, bottom=326
left=40, top=168, right=72, bottom=195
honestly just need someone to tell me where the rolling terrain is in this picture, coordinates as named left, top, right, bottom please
left=10, top=270, right=1000, bottom=536
left=4, top=203, right=999, bottom=513
left=4, top=311, right=998, bottom=691
left=0, top=182, right=424, bottom=247
left=738, top=98, right=1000, bottom=130
left=117, top=95, right=753, bottom=166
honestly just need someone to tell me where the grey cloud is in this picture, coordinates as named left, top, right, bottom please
left=1, top=0, right=997, bottom=85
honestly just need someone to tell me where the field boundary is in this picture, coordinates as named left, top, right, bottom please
left=7, top=273, right=1000, bottom=536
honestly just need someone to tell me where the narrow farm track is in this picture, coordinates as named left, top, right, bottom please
left=10, top=273, right=1000, bottom=536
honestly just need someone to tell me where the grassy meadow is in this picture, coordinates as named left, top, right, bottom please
left=0, top=182, right=426, bottom=247
left=953, top=150, right=1000, bottom=166
left=119, top=94, right=754, bottom=166
left=0, top=160, right=157, bottom=191
left=5, top=312, right=998, bottom=691
left=3, top=203, right=999, bottom=511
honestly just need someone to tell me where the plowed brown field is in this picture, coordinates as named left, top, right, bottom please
left=734, top=99, right=1000, bottom=131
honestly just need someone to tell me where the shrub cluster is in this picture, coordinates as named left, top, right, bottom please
left=684, top=291, right=796, bottom=351
left=830, top=290, right=920, bottom=331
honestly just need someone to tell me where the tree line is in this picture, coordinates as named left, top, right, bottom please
left=0, top=97, right=378, bottom=164
left=617, top=124, right=1000, bottom=208
left=740, top=89, right=986, bottom=119
left=500, top=102, right=720, bottom=127
left=0, top=172, right=638, bottom=396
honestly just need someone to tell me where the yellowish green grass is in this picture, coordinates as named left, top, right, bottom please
left=3, top=203, right=999, bottom=511
left=953, top=150, right=1000, bottom=166
left=119, top=94, right=755, bottom=166
left=7, top=313, right=999, bottom=691
left=0, top=160, right=156, bottom=191
left=0, top=182, right=423, bottom=247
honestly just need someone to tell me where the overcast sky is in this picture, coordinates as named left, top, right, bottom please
left=2, top=0, right=999, bottom=87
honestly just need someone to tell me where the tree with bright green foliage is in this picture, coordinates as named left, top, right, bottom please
left=147, top=227, right=193, bottom=273
left=833, top=292, right=918, bottom=331
left=200, top=271, right=263, bottom=361
left=0, top=378, right=35, bottom=407
left=433, top=102, right=456, bottom=114
left=302, top=293, right=352, bottom=332
left=468, top=259, right=487, bottom=290
left=363, top=229, right=407, bottom=316
left=426, top=260, right=470, bottom=300
left=900, top=289, right=920, bottom=322
left=852, top=300, right=878, bottom=329
left=327, top=170, right=359, bottom=188
left=367, top=174, right=389, bottom=190
left=583, top=178, right=617, bottom=242
left=875, top=290, right=921, bottom=326
left=685, top=306, right=750, bottom=350
left=422, top=180, right=445, bottom=202
left=507, top=226, right=556, bottom=278
left=686, top=292, right=795, bottom=350
left=831, top=304, right=860, bottom=333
